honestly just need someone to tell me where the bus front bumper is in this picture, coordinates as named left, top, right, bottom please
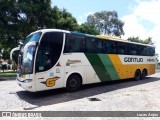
left=16, top=78, right=36, bottom=92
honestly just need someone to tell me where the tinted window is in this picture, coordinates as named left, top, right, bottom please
left=103, top=40, right=110, bottom=54
left=86, top=37, right=102, bottom=53
left=125, top=43, right=155, bottom=56
left=117, top=42, right=125, bottom=54
left=126, top=44, right=137, bottom=55
left=103, top=40, right=116, bottom=54
left=136, top=45, right=142, bottom=55
left=144, top=46, right=155, bottom=56
left=36, top=32, right=63, bottom=72
left=150, top=47, right=155, bottom=56
left=64, top=34, right=85, bottom=52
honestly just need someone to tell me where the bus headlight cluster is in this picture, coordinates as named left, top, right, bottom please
left=23, top=79, right=32, bottom=83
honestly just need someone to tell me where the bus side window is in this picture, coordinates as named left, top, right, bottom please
left=103, top=41, right=111, bottom=54
left=117, top=42, right=125, bottom=54
left=141, top=46, right=147, bottom=56
left=151, top=47, right=155, bottom=56
left=103, top=40, right=111, bottom=54
left=127, top=44, right=137, bottom=55
left=96, top=38, right=102, bottom=53
left=86, top=37, right=102, bottom=53
left=126, top=43, right=130, bottom=55
left=64, top=34, right=85, bottom=53
left=66, top=38, right=74, bottom=52
left=110, top=42, right=116, bottom=54
left=136, top=45, right=140, bottom=55
left=147, top=47, right=154, bottom=56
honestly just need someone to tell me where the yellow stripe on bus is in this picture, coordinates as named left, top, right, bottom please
left=108, top=54, right=155, bottom=79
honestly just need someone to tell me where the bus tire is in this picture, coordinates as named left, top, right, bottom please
left=134, top=69, right=141, bottom=81
left=66, top=74, right=82, bottom=92
left=141, top=69, right=147, bottom=80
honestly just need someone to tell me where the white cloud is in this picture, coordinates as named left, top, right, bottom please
left=77, top=16, right=83, bottom=25
left=84, top=11, right=94, bottom=17
left=122, top=15, right=148, bottom=39
left=134, top=0, right=160, bottom=25
left=77, top=11, right=94, bottom=25
left=122, top=0, right=160, bottom=60
left=77, top=21, right=83, bottom=25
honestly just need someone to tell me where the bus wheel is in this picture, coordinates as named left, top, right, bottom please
left=141, top=69, right=147, bottom=80
left=134, top=69, right=141, bottom=80
left=66, top=74, right=82, bottom=92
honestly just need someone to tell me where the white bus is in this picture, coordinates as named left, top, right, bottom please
left=11, top=29, right=156, bottom=92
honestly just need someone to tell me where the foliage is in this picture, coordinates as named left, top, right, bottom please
left=0, top=0, right=79, bottom=60
left=127, top=36, right=154, bottom=44
left=0, top=1, right=122, bottom=61
left=52, top=7, right=78, bottom=31
left=87, top=11, right=124, bottom=36
left=77, top=23, right=100, bottom=35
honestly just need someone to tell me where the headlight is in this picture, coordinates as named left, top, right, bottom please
left=23, top=79, right=32, bottom=83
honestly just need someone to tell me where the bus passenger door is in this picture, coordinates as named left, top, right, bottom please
left=35, top=31, right=64, bottom=91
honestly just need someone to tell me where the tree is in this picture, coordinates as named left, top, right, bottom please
left=0, top=0, right=19, bottom=49
left=17, top=0, right=53, bottom=34
left=0, top=1, right=79, bottom=60
left=87, top=11, right=124, bottom=36
left=0, top=0, right=54, bottom=60
left=77, top=23, right=100, bottom=35
left=127, top=36, right=154, bottom=44
left=55, top=8, right=78, bottom=31
left=0, top=0, right=102, bottom=60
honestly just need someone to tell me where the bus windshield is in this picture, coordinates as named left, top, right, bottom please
left=18, top=32, right=41, bottom=74
left=23, top=32, right=42, bottom=45
left=20, top=45, right=36, bottom=74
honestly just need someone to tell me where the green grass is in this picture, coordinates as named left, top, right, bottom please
left=0, top=70, right=17, bottom=77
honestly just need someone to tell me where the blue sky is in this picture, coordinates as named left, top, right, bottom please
left=51, top=0, right=137, bottom=23
left=51, top=0, right=160, bottom=60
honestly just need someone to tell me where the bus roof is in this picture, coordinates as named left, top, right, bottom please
left=96, top=35, right=154, bottom=47
left=30, top=29, right=155, bottom=48
left=97, top=35, right=125, bottom=41
left=30, top=29, right=70, bottom=34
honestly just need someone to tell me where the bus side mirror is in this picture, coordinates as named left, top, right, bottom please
left=12, top=52, right=19, bottom=64
left=10, top=47, right=20, bottom=65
